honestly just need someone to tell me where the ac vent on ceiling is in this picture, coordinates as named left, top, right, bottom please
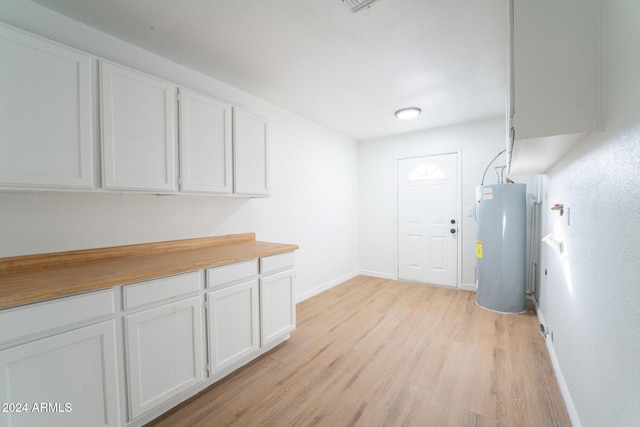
left=342, top=0, right=379, bottom=13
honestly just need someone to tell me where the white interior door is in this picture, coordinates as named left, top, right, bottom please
left=398, top=153, right=458, bottom=287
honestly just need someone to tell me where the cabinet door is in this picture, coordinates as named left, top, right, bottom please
left=207, top=279, right=260, bottom=373
left=511, top=0, right=599, bottom=139
left=100, top=61, right=176, bottom=192
left=125, top=296, right=204, bottom=420
left=232, top=107, right=269, bottom=197
left=178, top=88, right=232, bottom=194
left=0, top=24, right=94, bottom=189
left=259, top=270, right=295, bottom=347
left=0, top=321, right=120, bottom=427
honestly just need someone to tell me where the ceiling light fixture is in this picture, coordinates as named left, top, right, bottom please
left=342, top=0, right=379, bottom=13
left=394, top=107, right=422, bottom=120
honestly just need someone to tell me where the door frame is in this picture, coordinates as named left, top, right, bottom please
left=394, top=149, right=463, bottom=288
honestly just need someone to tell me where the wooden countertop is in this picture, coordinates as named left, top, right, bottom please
left=0, top=233, right=298, bottom=310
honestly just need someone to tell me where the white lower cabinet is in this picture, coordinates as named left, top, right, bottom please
left=124, top=295, right=204, bottom=420
left=0, top=320, right=120, bottom=427
left=260, top=270, right=296, bottom=347
left=206, top=279, right=260, bottom=374
left=0, top=251, right=295, bottom=426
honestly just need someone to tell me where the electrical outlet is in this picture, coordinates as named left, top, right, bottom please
left=539, top=324, right=553, bottom=342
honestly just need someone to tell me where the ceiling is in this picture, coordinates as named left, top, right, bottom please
left=31, top=0, right=507, bottom=141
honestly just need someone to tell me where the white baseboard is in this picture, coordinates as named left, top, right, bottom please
left=295, top=270, right=359, bottom=303
left=459, top=282, right=477, bottom=292
left=358, top=270, right=395, bottom=280
left=534, top=302, right=582, bottom=427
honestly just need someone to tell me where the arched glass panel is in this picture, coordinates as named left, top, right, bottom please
left=407, top=162, right=446, bottom=182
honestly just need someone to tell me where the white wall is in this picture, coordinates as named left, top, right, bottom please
left=0, top=0, right=359, bottom=301
left=537, top=1, right=640, bottom=425
left=358, top=117, right=507, bottom=287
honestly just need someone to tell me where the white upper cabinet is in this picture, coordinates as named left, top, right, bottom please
left=100, top=61, right=177, bottom=192
left=232, top=107, right=269, bottom=197
left=0, top=24, right=94, bottom=189
left=0, top=24, right=273, bottom=196
left=178, top=88, right=232, bottom=194
left=508, top=0, right=600, bottom=174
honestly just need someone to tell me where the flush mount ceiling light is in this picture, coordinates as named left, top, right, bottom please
left=342, top=0, right=379, bottom=13
left=394, top=107, right=422, bottom=120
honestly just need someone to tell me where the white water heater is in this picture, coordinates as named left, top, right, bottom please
left=475, top=183, right=526, bottom=313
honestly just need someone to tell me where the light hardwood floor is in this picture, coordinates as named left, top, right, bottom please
left=147, top=276, right=571, bottom=427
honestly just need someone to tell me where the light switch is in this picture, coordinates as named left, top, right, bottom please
left=466, top=207, right=475, bottom=217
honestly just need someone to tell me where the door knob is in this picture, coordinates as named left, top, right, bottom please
left=450, top=228, right=456, bottom=234
left=450, top=219, right=456, bottom=224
